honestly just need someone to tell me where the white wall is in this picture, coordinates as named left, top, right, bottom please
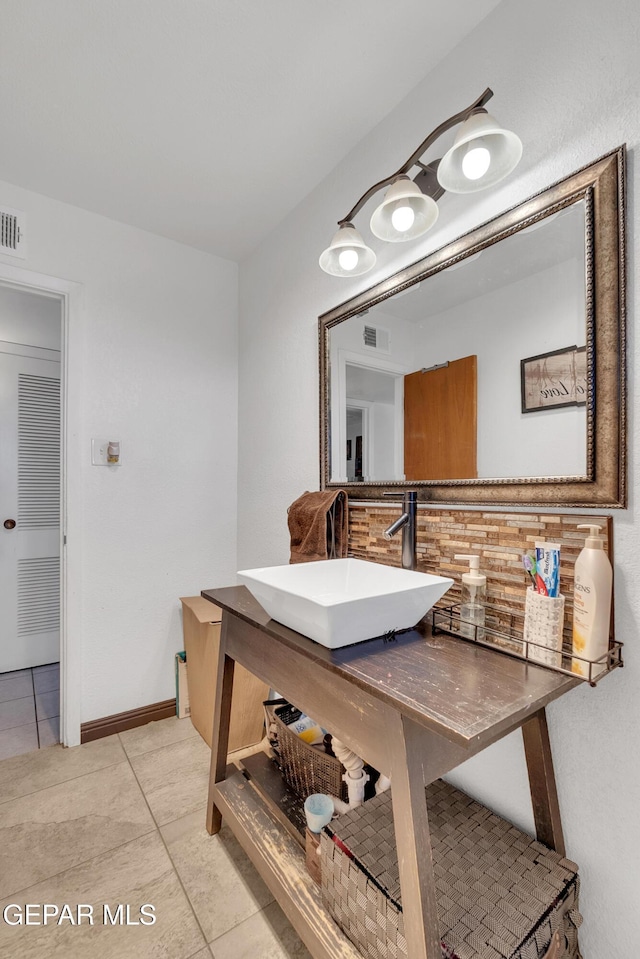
left=415, top=259, right=586, bottom=477
left=238, top=0, right=639, bottom=952
left=370, top=403, right=396, bottom=480
left=0, top=284, right=61, bottom=350
left=0, top=179, right=238, bottom=730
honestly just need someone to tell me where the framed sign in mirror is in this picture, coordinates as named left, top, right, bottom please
left=520, top=345, right=587, bottom=414
left=319, top=148, right=626, bottom=507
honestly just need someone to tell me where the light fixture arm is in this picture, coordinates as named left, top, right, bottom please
left=337, top=87, right=494, bottom=227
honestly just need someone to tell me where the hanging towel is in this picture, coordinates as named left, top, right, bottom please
left=288, top=490, right=348, bottom=564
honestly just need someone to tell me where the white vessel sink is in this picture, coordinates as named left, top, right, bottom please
left=237, top=558, right=454, bottom=649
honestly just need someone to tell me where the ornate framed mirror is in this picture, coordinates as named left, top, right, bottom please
left=319, top=148, right=626, bottom=507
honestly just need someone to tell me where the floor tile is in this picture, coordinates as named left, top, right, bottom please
left=119, top=715, right=198, bottom=759
left=210, top=901, right=311, bottom=959
left=35, top=689, right=60, bottom=721
left=0, top=724, right=39, bottom=761
left=129, top=735, right=211, bottom=826
left=0, top=672, right=34, bottom=703
left=38, top=715, right=60, bottom=748
left=0, top=831, right=206, bottom=959
left=33, top=667, right=59, bottom=695
left=0, top=761, right=155, bottom=898
left=32, top=662, right=59, bottom=674
left=161, top=811, right=273, bottom=942
left=0, top=695, right=36, bottom=731
left=0, top=734, right=126, bottom=804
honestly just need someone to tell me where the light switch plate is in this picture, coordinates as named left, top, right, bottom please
left=91, top=438, right=122, bottom=466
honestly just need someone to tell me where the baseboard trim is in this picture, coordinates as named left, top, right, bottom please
left=80, top=699, right=177, bottom=744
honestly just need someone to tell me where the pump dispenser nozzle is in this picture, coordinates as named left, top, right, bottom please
left=577, top=524, right=604, bottom=549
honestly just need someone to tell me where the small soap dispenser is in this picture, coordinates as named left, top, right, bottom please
left=454, top=554, right=486, bottom=640
left=572, top=524, right=612, bottom=678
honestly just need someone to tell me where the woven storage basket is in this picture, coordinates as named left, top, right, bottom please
left=321, top=779, right=582, bottom=959
left=264, top=700, right=348, bottom=803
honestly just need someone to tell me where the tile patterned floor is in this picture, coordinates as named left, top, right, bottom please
left=0, top=716, right=311, bottom=958
left=0, top=663, right=60, bottom=760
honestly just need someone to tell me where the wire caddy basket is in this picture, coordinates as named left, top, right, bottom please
left=264, top=699, right=349, bottom=803
left=431, top=602, right=623, bottom=687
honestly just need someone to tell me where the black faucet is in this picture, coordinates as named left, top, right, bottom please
left=382, top=490, right=418, bottom=570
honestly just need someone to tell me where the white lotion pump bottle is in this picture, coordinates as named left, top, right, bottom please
left=454, top=554, right=486, bottom=640
left=572, top=524, right=612, bottom=678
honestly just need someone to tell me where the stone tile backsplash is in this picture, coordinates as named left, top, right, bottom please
left=348, top=503, right=613, bottom=641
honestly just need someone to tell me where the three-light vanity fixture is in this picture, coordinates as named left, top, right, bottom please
left=319, top=88, right=522, bottom=277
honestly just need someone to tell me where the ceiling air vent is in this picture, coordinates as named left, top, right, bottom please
left=363, top=324, right=390, bottom=352
left=0, top=205, right=26, bottom=258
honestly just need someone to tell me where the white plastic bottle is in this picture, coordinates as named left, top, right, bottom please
left=454, top=554, right=486, bottom=640
left=287, top=712, right=325, bottom=745
left=572, top=524, right=612, bottom=679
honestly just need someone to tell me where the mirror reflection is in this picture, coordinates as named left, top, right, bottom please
left=328, top=200, right=587, bottom=485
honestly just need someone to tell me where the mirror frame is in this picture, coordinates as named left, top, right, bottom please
left=319, top=147, right=626, bottom=508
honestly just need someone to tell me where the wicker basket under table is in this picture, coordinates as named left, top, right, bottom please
left=264, top=700, right=348, bottom=803
left=321, top=778, right=582, bottom=959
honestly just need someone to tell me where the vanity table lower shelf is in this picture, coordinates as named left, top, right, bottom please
left=202, top=585, right=582, bottom=959
left=216, top=763, right=362, bottom=958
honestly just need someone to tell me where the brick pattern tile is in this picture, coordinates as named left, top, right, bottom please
left=348, top=505, right=611, bottom=647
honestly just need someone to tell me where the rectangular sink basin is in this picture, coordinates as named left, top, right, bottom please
left=237, top=558, right=454, bottom=649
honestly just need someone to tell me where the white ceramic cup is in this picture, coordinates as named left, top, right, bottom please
left=304, top=793, right=334, bottom=833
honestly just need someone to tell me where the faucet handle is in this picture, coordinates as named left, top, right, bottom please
left=382, top=490, right=418, bottom=502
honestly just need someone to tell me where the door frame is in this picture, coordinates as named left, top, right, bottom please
left=345, top=401, right=371, bottom=481
left=331, top=349, right=406, bottom=483
left=0, top=261, right=83, bottom=746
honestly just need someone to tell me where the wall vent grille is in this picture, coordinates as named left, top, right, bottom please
left=363, top=325, right=390, bottom=352
left=17, top=557, right=60, bottom=635
left=0, top=205, right=26, bottom=258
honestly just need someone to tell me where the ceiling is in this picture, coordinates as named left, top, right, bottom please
left=0, top=0, right=502, bottom=261
left=377, top=200, right=586, bottom=322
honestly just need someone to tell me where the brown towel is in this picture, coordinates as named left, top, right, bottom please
left=288, top=490, right=348, bottom=564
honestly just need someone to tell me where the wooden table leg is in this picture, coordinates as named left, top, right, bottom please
left=389, top=715, right=441, bottom=959
left=206, top=615, right=235, bottom=835
left=522, top=707, right=565, bottom=856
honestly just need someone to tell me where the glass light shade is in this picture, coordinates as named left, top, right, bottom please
left=319, top=224, right=376, bottom=277
left=437, top=111, right=523, bottom=194
left=370, top=177, right=438, bottom=242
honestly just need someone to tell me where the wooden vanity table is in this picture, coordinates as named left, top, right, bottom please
left=202, top=586, right=580, bottom=959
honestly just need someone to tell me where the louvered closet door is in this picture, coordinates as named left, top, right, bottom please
left=0, top=351, right=60, bottom=672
